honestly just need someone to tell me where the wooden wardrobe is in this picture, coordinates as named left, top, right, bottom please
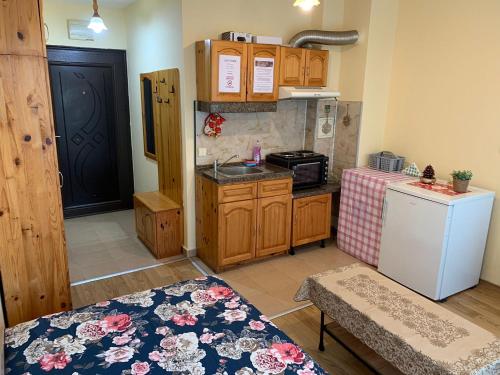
left=0, top=0, right=72, bottom=326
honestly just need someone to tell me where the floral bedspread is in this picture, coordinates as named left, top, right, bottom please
left=5, top=276, right=327, bottom=375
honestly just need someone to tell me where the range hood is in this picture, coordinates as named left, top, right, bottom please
left=279, top=87, right=340, bottom=100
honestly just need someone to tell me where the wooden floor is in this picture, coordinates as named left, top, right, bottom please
left=71, top=259, right=200, bottom=308
left=71, top=260, right=500, bottom=375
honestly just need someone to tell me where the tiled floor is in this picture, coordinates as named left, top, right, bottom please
left=206, top=240, right=359, bottom=317
left=65, top=210, right=183, bottom=284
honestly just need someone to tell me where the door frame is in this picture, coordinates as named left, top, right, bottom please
left=47, top=46, right=134, bottom=218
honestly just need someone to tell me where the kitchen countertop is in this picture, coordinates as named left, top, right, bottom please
left=292, top=182, right=341, bottom=199
left=196, top=162, right=293, bottom=184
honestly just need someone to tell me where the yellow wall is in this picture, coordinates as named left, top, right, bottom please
left=44, top=0, right=127, bottom=49
left=320, top=0, right=345, bottom=92
left=383, top=0, right=500, bottom=285
left=180, top=0, right=344, bottom=250
left=338, top=0, right=371, bottom=102
left=336, top=0, right=400, bottom=166
left=356, top=0, right=399, bottom=165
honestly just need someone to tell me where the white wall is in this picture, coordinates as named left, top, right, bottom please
left=44, top=0, right=127, bottom=49
left=124, top=0, right=184, bottom=193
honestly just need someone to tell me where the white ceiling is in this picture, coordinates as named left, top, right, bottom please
left=63, top=0, right=136, bottom=9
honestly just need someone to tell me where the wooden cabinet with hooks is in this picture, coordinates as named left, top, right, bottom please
left=136, top=68, right=184, bottom=259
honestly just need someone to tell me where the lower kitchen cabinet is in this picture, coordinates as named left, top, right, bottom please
left=292, top=193, right=332, bottom=247
left=219, top=199, right=257, bottom=266
left=257, top=195, right=292, bottom=257
left=196, top=176, right=293, bottom=272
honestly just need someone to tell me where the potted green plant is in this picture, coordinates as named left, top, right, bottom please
left=451, top=170, right=473, bottom=193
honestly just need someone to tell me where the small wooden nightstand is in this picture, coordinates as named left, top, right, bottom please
left=134, top=191, right=183, bottom=259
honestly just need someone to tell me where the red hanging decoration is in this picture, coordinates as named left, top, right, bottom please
left=203, top=113, right=226, bottom=137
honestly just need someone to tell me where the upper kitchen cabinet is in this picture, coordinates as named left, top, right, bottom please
left=247, top=44, right=280, bottom=102
left=279, top=47, right=306, bottom=86
left=305, top=49, right=329, bottom=87
left=279, top=47, right=329, bottom=87
left=196, top=40, right=248, bottom=102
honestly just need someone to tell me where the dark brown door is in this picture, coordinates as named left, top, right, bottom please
left=48, top=47, right=133, bottom=218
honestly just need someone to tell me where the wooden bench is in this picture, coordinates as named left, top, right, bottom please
left=295, top=263, right=500, bottom=375
left=134, top=191, right=183, bottom=259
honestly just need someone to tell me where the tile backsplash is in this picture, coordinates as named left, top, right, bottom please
left=196, top=100, right=307, bottom=165
left=331, top=101, right=363, bottom=183
left=195, top=99, right=363, bottom=183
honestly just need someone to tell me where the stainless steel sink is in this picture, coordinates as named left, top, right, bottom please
left=217, top=166, right=264, bottom=176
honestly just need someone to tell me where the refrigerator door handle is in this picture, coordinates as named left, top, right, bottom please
left=382, top=197, right=388, bottom=225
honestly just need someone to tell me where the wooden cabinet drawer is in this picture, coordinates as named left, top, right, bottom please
left=218, top=182, right=257, bottom=203
left=258, top=179, right=292, bottom=198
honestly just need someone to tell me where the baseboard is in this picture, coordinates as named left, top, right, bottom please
left=183, top=246, right=197, bottom=258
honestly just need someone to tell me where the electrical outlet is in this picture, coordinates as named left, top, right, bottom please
left=198, top=147, right=207, bottom=157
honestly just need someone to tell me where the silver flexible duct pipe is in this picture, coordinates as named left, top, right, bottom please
left=289, top=30, right=359, bottom=48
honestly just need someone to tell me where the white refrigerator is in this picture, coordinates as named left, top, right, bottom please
left=378, top=180, right=495, bottom=301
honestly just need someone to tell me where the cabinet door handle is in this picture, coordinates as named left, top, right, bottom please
left=58, top=171, right=64, bottom=189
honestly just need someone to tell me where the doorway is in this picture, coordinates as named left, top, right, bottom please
left=48, top=46, right=134, bottom=218
left=48, top=46, right=168, bottom=285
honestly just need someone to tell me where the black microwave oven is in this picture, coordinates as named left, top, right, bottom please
left=266, top=151, right=328, bottom=190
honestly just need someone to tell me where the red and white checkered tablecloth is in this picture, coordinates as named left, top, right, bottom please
left=337, top=167, right=411, bottom=266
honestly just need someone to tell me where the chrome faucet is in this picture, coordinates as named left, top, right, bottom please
left=214, top=154, right=240, bottom=174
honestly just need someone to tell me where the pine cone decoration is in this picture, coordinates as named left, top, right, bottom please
left=422, top=165, right=435, bottom=179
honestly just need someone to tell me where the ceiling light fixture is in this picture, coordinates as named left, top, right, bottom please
left=88, top=0, right=108, bottom=33
left=293, top=0, right=321, bottom=11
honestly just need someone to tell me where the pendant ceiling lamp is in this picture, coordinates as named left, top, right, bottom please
left=293, top=0, right=321, bottom=11
left=88, top=0, right=108, bottom=33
